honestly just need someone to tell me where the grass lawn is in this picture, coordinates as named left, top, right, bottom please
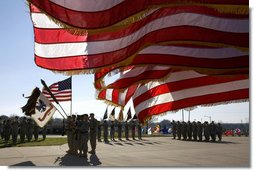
left=0, top=137, right=67, bottom=148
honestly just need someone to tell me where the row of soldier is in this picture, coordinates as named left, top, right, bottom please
left=98, top=119, right=142, bottom=142
left=0, top=116, right=47, bottom=145
left=65, top=113, right=143, bottom=159
left=171, top=120, right=223, bottom=142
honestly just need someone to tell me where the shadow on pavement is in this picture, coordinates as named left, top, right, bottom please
left=10, top=161, right=36, bottom=166
left=54, top=154, right=90, bottom=166
left=90, top=154, right=102, bottom=166
left=54, top=153, right=102, bottom=166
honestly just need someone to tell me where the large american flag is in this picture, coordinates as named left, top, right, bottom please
left=29, top=3, right=248, bottom=75
left=42, top=77, right=72, bottom=102
left=96, top=67, right=249, bottom=123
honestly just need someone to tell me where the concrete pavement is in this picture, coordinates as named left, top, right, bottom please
left=0, top=136, right=250, bottom=167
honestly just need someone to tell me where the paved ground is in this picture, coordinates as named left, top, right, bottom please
left=0, top=136, right=250, bottom=167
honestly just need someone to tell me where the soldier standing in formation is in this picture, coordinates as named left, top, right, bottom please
left=65, top=116, right=72, bottom=153
left=19, top=117, right=27, bottom=143
left=97, top=120, right=102, bottom=142
left=187, top=121, right=192, bottom=141
left=197, top=121, right=203, bottom=141
left=137, top=122, right=142, bottom=140
left=182, top=121, right=187, bottom=140
left=34, top=124, right=39, bottom=141
left=117, top=121, right=122, bottom=141
left=177, top=121, right=182, bottom=140
left=110, top=120, right=115, bottom=141
left=172, top=120, right=177, bottom=139
left=42, top=125, right=47, bottom=140
left=89, top=113, right=97, bottom=154
left=103, top=120, right=109, bottom=143
left=26, top=119, right=34, bottom=142
left=203, top=121, right=210, bottom=142
left=192, top=121, right=198, bottom=141
left=131, top=120, right=136, bottom=140
left=125, top=121, right=129, bottom=140
left=210, top=121, right=217, bottom=142
left=11, top=116, right=19, bottom=145
left=174, top=120, right=223, bottom=143
left=79, top=114, right=89, bottom=159
left=217, top=123, right=223, bottom=142
left=4, top=119, right=11, bottom=145
left=76, top=115, right=83, bottom=156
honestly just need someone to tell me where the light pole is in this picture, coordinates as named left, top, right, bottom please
left=204, top=115, right=211, bottom=123
left=182, top=109, right=184, bottom=121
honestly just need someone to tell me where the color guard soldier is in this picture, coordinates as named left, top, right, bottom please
left=27, top=118, right=34, bottom=142
left=89, top=113, right=97, bottom=154
left=65, top=116, right=72, bottom=153
left=182, top=121, right=187, bottom=141
left=80, top=114, right=89, bottom=159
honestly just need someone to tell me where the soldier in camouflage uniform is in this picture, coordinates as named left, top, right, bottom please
left=217, top=123, right=223, bottom=142
left=117, top=121, right=122, bottom=141
left=182, top=121, right=187, bottom=140
left=73, top=115, right=79, bottom=155
left=137, top=122, right=142, bottom=140
left=197, top=121, right=203, bottom=141
left=27, top=118, right=34, bottom=142
left=210, top=121, right=217, bottom=142
left=65, top=116, right=72, bottom=153
left=89, top=113, right=97, bottom=154
left=192, top=121, right=198, bottom=141
left=176, top=121, right=182, bottom=140
left=79, top=114, right=90, bottom=159
left=76, top=115, right=83, bottom=156
left=125, top=121, right=129, bottom=140
left=204, top=121, right=210, bottom=142
left=103, top=120, right=109, bottom=143
left=19, top=117, right=27, bottom=143
left=172, top=120, right=177, bottom=139
left=187, top=121, right=192, bottom=141
left=110, top=120, right=115, bottom=141
left=34, top=123, right=39, bottom=141
left=131, top=120, right=136, bottom=140
left=11, top=116, right=19, bottom=145
left=4, top=119, right=11, bottom=145
left=97, top=120, right=102, bottom=142
left=42, top=125, right=47, bottom=140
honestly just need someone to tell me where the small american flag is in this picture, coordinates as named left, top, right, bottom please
left=42, top=77, right=72, bottom=102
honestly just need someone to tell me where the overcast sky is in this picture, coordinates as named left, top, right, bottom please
left=0, top=0, right=251, bottom=124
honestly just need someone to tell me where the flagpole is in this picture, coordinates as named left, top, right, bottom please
left=41, top=79, right=68, bottom=118
left=70, top=76, right=72, bottom=115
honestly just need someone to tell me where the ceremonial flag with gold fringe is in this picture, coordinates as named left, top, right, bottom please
left=29, top=2, right=248, bottom=76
